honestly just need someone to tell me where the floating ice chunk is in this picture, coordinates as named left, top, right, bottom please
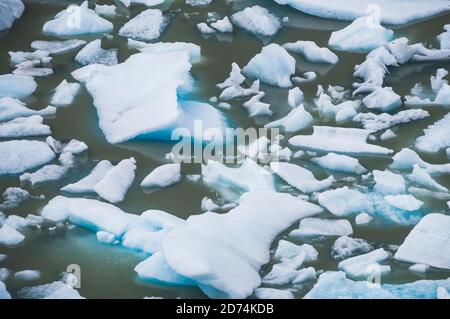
left=274, top=0, right=450, bottom=25
left=373, top=170, right=405, bottom=194
left=329, top=16, right=393, bottom=52
left=0, top=281, right=11, bottom=299
left=119, top=0, right=166, bottom=6
left=95, top=4, right=117, bottom=18
left=137, top=42, right=201, bottom=63
left=287, top=87, right=303, bottom=108
left=62, top=139, right=88, bottom=155
left=407, top=165, right=448, bottom=192
left=305, top=271, right=450, bottom=299
left=274, top=240, right=318, bottom=262
left=62, top=161, right=113, bottom=194
left=50, top=80, right=81, bottom=107
left=438, top=25, right=450, bottom=49
left=292, top=71, right=317, bottom=84
left=254, top=288, right=294, bottom=299
left=161, top=192, right=322, bottom=298
left=264, top=104, right=312, bottom=133
left=0, top=0, right=24, bottom=31
left=0, top=115, right=51, bottom=138
left=0, top=140, right=55, bottom=176
left=315, top=88, right=359, bottom=123
left=395, top=213, right=450, bottom=270
left=15, top=270, right=41, bottom=281
left=353, top=109, right=430, bottom=131
left=93, top=158, right=136, bottom=203
left=243, top=44, right=295, bottom=88
left=96, top=230, right=116, bottom=244
left=20, top=152, right=74, bottom=186
left=282, top=41, right=338, bottom=64
left=119, top=9, right=168, bottom=42
left=293, top=267, right=317, bottom=284
left=318, top=187, right=370, bottom=217
left=75, top=39, right=118, bottom=66
left=18, top=281, right=84, bottom=299
left=311, top=153, right=367, bottom=175
left=0, top=187, right=30, bottom=210
left=0, top=97, right=55, bottom=122
left=217, top=63, right=259, bottom=100
left=141, top=164, right=181, bottom=188
left=186, top=0, right=212, bottom=6
left=43, top=1, right=113, bottom=37
left=12, top=61, right=54, bottom=78
left=0, top=224, right=25, bottom=246
left=262, top=255, right=305, bottom=285
left=270, top=162, right=334, bottom=194
left=355, top=212, right=373, bottom=226
left=362, top=87, right=401, bottom=112
left=0, top=254, right=6, bottom=263
left=289, top=217, right=353, bottom=240
left=242, top=92, right=272, bottom=117
left=4, top=215, right=27, bottom=229
left=31, top=40, right=86, bottom=55
left=331, top=236, right=374, bottom=261
left=0, top=74, right=37, bottom=98
left=196, top=22, right=216, bottom=35
left=389, top=148, right=449, bottom=174
left=415, top=113, right=450, bottom=153
left=338, top=248, right=391, bottom=280
left=409, top=263, right=430, bottom=276
left=211, top=16, right=233, bottom=33
left=289, top=126, right=393, bottom=155
left=9, top=50, right=49, bottom=66
left=231, top=6, right=281, bottom=38
left=384, top=195, right=424, bottom=212
left=437, top=287, right=450, bottom=299
left=0, top=268, right=10, bottom=281
left=380, top=129, right=396, bottom=141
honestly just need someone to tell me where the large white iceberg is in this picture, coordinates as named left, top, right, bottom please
left=0, top=0, right=24, bottom=31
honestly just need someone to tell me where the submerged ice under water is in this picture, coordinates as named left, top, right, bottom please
left=0, top=0, right=450, bottom=299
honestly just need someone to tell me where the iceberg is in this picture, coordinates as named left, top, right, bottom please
left=415, top=113, right=450, bottom=153
left=329, top=16, right=393, bottom=53
left=119, top=9, right=168, bottom=42
left=31, top=39, right=86, bottom=55
left=264, top=105, right=313, bottom=133
left=289, top=126, right=393, bottom=155
left=62, top=161, right=113, bottom=195
left=9, top=50, right=50, bottom=66
left=317, top=186, right=371, bottom=217
left=242, top=92, right=272, bottom=117
left=230, top=6, right=281, bottom=39
left=270, top=162, right=334, bottom=194
left=362, top=87, right=402, bottom=112
left=287, top=87, right=304, bottom=108
left=161, top=192, right=323, bottom=298
left=390, top=148, right=450, bottom=175
left=331, top=236, right=374, bottom=261
left=75, top=39, right=118, bottom=66
left=0, top=0, right=24, bottom=31
left=141, top=164, right=181, bottom=188
left=395, top=213, right=450, bottom=270
left=0, top=74, right=37, bottom=98
left=282, top=41, right=338, bottom=64
left=338, top=248, right=391, bottom=280
left=243, top=44, right=295, bottom=88
left=95, top=4, right=117, bottom=18
left=314, top=86, right=360, bottom=123
left=311, top=153, right=367, bottom=175
left=274, top=240, right=318, bottom=262
left=43, top=1, right=113, bottom=37
left=18, top=281, right=84, bottom=299
left=273, top=0, right=450, bottom=25
left=0, top=224, right=25, bottom=246
left=289, top=217, right=353, bottom=240
left=0, top=140, right=55, bottom=176
left=353, top=109, right=429, bottom=132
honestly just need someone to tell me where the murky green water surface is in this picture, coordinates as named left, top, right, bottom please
left=1, top=0, right=449, bottom=298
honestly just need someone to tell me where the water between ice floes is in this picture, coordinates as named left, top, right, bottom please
left=1, top=0, right=450, bottom=298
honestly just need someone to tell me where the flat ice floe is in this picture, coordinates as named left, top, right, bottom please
left=329, top=16, right=393, bottom=53
left=0, top=0, right=24, bottom=31
left=0, top=74, right=37, bottom=98
left=273, top=0, right=450, bottom=25
left=289, top=126, right=393, bottom=155
left=317, top=186, right=370, bottom=217
left=0, top=224, right=25, bottom=246
left=0, top=140, right=55, bottom=176
left=264, top=105, right=313, bottom=133
left=289, top=217, right=353, bottom=240
left=390, top=148, right=450, bottom=174
left=75, top=39, right=118, bottom=66
left=61, top=160, right=113, bottom=193
left=231, top=6, right=281, bottom=39
left=20, top=152, right=74, bottom=186
left=135, top=42, right=201, bottom=63
left=0, top=115, right=51, bottom=138
left=31, top=39, right=87, bottom=55
left=282, top=41, right=338, bottom=64
left=18, top=281, right=84, bottom=299
left=119, top=9, right=168, bottom=42
left=338, top=248, right=391, bottom=280
left=305, top=271, right=450, bottom=299
left=243, top=44, right=295, bottom=88
left=217, top=62, right=260, bottom=101
left=353, top=109, right=430, bottom=132
left=254, top=288, right=293, bottom=299
left=395, top=214, right=450, bottom=269
left=50, top=80, right=81, bottom=107
left=311, top=153, right=367, bottom=175
left=373, top=169, right=406, bottom=194
left=415, top=113, right=450, bottom=153
left=161, top=192, right=323, bottom=298
left=438, top=25, right=450, bottom=49
left=140, top=164, right=181, bottom=188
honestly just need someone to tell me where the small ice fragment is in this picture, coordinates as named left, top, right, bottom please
left=141, top=164, right=181, bottom=188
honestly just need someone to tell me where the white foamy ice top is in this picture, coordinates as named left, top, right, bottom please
left=362, top=87, right=402, bottom=112
left=338, top=248, right=391, bottom=280
left=0, top=0, right=24, bottom=31
left=31, top=39, right=86, bottom=55
left=231, top=6, right=281, bottom=38
left=243, top=44, right=295, bottom=88
left=353, top=109, right=430, bottom=132
left=71, top=52, right=189, bottom=144
left=135, top=42, right=201, bottom=63
left=0, top=224, right=25, bottom=246
left=119, top=9, right=167, bottom=42
left=160, top=191, right=323, bottom=298
left=289, top=126, right=393, bottom=155
left=0, top=74, right=37, bottom=98
left=329, top=16, right=394, bottom=52
left=415, top=113, right=450, bottom=153
left=0, top=140, right=55, bottom=176
left=289, top=217, right=353, bottom=240
left=395, top=213, right=450, bottom=270
left=282, top=40, right=338, bottom=64
left=0, top=97, right=55, bottom=122
left=18, top=281, right=84, bottom=299
left=43, top=1, right=113, bottom=37
left=95, top=4, right=117, bottom=18
left=51, top=80, right=81, bottom=107
left=270, top=162, right=334, bottom=194
left=264, top=104, right=313, bottom=133
left=317, top=186, right=371, bottom=217
left=331, top=236, right=374, bottom=261
left=311, top=153, right=367, bottom=175
left=0, top=115, right=51, bottom=138
left=438, top=25, right=450, bottom=49
left=273, top=0, right=450, bottom=25
left=373, top=169, right=406, bottom=194
left=75, top=39, right=118, bottom=66
left=254, top=288, right=294, bottom=299
left=141, top=163, right=181, bottom=188
left=211, top=16, right=233, bottom=33
left=314, top=87, right=360, bottom=123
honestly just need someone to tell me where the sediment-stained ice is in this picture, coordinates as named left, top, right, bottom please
left=282, top=41, right=338, bottom=64
left=119, top=9, right=168, bottom=42
left=231, top=6, right=281, bottom=39
left=0, top=74, right=37, bottom=98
